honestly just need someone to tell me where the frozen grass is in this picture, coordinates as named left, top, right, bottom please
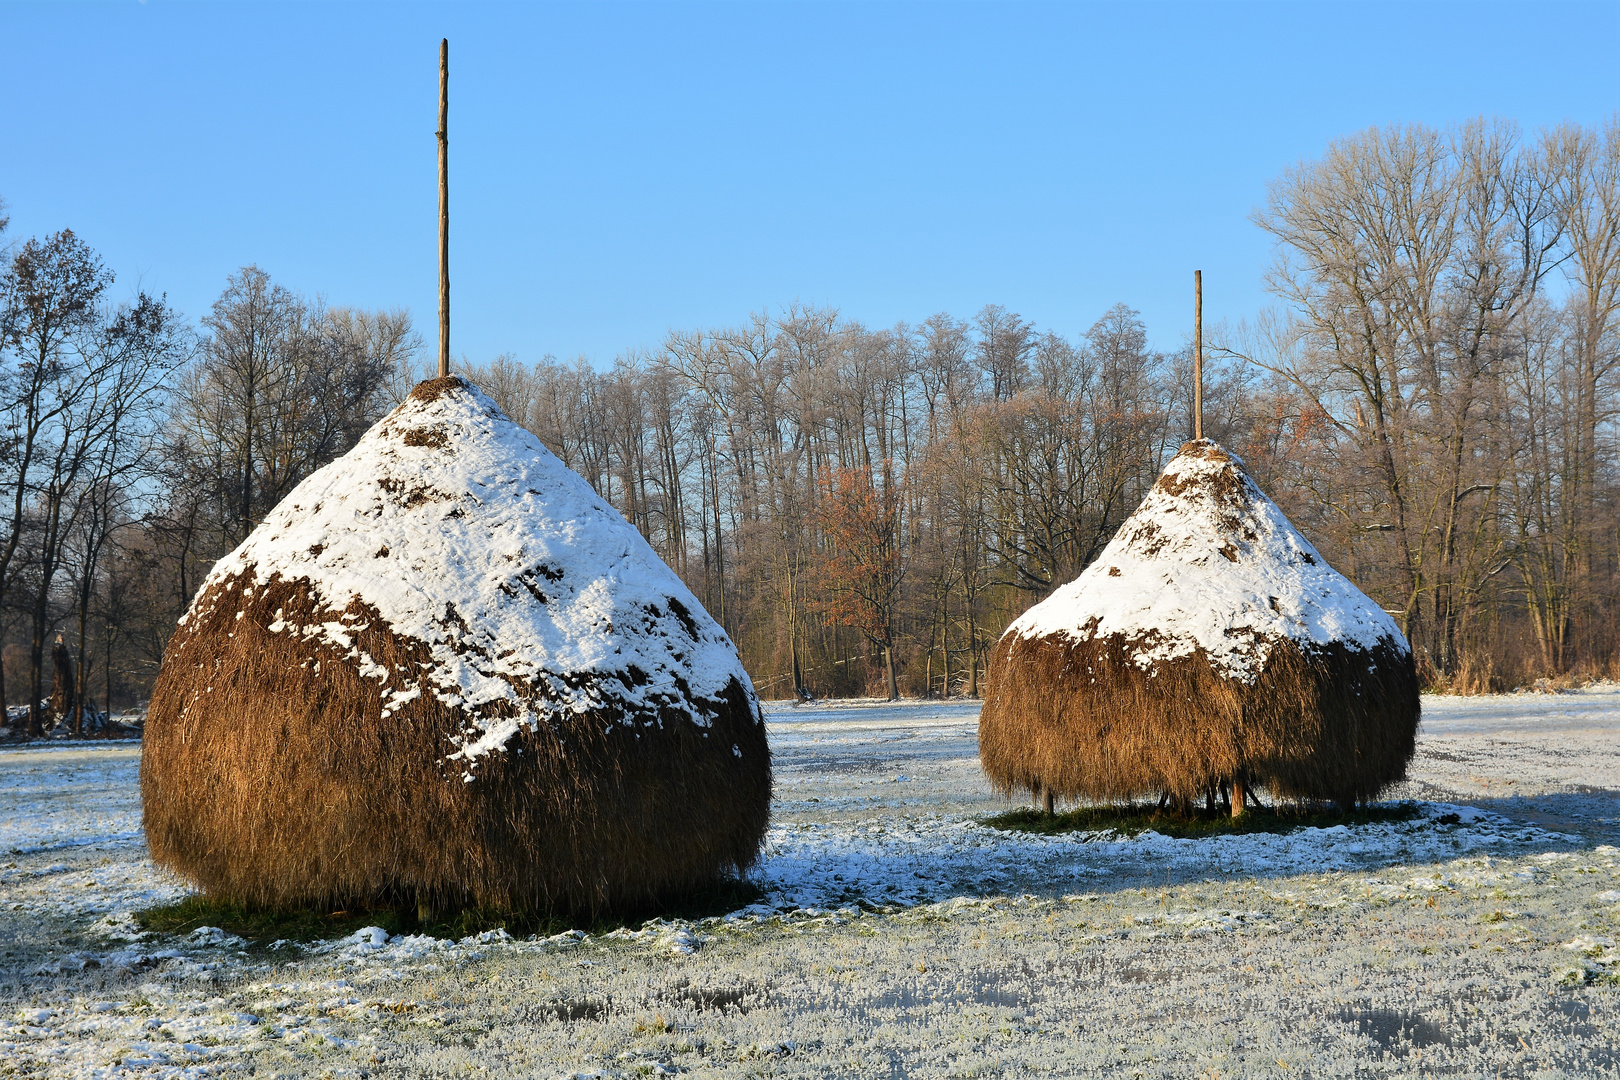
left=1, top=691, right=1619, bottom=1077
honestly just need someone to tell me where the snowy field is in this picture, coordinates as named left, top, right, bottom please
left=2, top=691, right=1619, bottom=1078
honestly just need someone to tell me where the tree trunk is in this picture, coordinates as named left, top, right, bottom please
left=50, top=635, right=77, bottom=732
left=924, top=633, right=933, bottom=699
left=1231, top=774, right=1246, bottom=819
left=75, top=579, right=93, bottom=736
left=710, top=446, right=726, bottom=631
left=966, top=631, right=978, bottom=698
left=883, top=644, right=898, bottom=701
left=787, top=563, right=805, bottom=698
left=27, top=609, right=47, bottom=737
left=105, top=613, right=116, bottom=723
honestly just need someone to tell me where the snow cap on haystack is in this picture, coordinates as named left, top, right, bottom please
left=141, top=376, right=769, bottom=915
left=979, top=439, right=1418, bottom=807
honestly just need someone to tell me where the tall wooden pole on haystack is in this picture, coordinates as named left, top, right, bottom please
left=1193, top=269, right=1203, bottom=442
left=1193, top=270, right=1243, bottom=816
left=437, top=39, right=450, bottom=379
left=421, top=41, right=451, bottom=927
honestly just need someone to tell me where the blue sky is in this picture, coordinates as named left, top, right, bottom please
left=2, top=1, right=1616, bottom=364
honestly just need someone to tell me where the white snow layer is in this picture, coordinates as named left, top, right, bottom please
left=183, top=378, right=757, bottom=769
left=1006, top=440, right=1406, bottom=681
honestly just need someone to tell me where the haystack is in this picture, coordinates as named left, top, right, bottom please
left=979, top=439, right=1418, bottom=812
left=141, top=376, right=769, bottom=916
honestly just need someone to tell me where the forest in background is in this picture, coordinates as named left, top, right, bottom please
left=0, top=117, right=1614, bottom=728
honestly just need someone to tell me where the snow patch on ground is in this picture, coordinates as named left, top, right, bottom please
left=751, top=801, right=1571, bottom=910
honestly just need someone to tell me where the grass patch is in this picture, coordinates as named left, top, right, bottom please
left=981, top=801, right=1423, bottom=839
left=134, top=877, right=766, bottom=948
left=135, top=896, right=414, bottom=945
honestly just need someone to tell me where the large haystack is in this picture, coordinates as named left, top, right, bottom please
left=980, top=439, right=1418, bottom=810
left=142, top=376, right=769, bottom=916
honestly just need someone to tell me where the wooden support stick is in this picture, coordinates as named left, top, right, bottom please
left=1194, top=269, right=1203, bottom=441
left=437, top=38, right=450, bottom=379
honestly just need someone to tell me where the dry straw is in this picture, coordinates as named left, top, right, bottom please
left=980, top=440, right=1419, bottom=810
left=142, top=377, right=769, bottom=916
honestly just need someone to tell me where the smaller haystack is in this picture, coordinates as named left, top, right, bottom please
left=979, top=439, right=1418, bottom=812
left=142, top=376, right=769, bottom=916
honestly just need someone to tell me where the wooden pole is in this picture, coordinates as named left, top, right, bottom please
left=1193, top=269, right=1203, bottom=441
left=437, top=38, right=450, bottom=379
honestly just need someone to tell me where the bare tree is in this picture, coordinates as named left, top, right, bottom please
left=0, top=232, right=182, bottom=731
left=167, top=266, right=416, bottom=562
left=0, top=231, right=113, bottom=731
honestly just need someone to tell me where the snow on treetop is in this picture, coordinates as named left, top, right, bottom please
left=1004, top=439, right=1407, bottom=682
left=188, top=376, right=758, bottom=770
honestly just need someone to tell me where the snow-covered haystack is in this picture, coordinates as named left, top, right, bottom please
left=141, top=376, right=769, bottom=916
left=979, top=439, right=1418, bottom=809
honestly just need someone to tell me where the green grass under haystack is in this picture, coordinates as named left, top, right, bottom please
left=982, top=801, right=1424, bottom=839
left=135, top=878, right=766, bottom=945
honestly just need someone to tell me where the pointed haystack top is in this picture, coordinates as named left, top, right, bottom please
left=184, top=375, right=752, bottom=773
left=1007, top=439, right=1407, bottom=678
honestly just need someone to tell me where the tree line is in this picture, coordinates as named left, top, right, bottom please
left=0, top=116, right=1613, bottom=729
left=1222, top=116, right=1619, bottom=689
left=0, top=222, right=415, bottom=733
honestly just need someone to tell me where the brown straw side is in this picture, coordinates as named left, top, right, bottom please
left=980, top=630, right=1419, bottom=808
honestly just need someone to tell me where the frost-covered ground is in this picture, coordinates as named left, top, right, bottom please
left=2, top=690, right=1619, bottom=1078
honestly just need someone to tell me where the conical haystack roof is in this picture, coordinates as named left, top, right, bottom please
left=142, top=376, right=769, bottom=915
left=979, top=439, right=1418, bottom=807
